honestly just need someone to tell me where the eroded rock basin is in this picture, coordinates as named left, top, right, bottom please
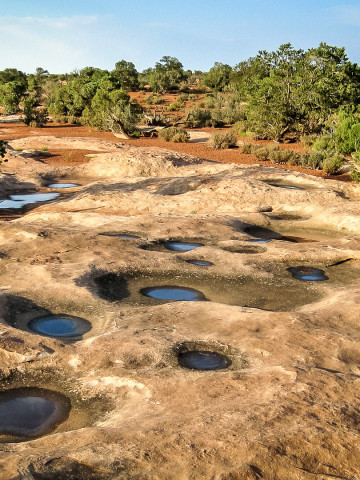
left=0, top=387, right=71, bottom=442
left=94, top=270, right=325, bottom=311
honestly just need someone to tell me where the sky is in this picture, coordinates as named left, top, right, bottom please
left=0, top=0, right=360, bottom=74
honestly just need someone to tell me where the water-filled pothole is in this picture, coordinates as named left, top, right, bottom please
left=140, top=240, right=204, bottom=252
left=140, top=286, right=206, bottom=301
left=0, top=387, right=71, bottom=442
left=164, top=241, right=204, bottom=252
left=186, top=259, right=214, bottom=266
left=178, top=351, right=232, bottom=370
left=93, top=271, right=325, bottom=311
left=28, top=314, right=92, bottom=339
left=3, top=296, right=94, bottom=343
left=288, top=266, right=329, bottom=281
left=48, top=183, right=80, bottom=189
left=0, top=193, right=60, bottom=209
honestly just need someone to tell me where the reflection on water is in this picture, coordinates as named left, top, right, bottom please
left=0, top=193, right=59, bottom=209
left=140, top=286, right=207, bottom=301
left=178, top=351, right=231, bottom=370
left=164, top=241, right=204, bottom=252
left=28, top=314, right=92, bottom=339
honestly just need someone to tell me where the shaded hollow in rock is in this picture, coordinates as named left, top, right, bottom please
left=91, top=271, right=325, bottom=311
left=222, top=244, right=267, bottom=254
left=100, top=232, right=140, bottom=239
left=0, top=387, right=71, bottom=442
left=287, top=266, right=329, bottom=281
left=94, top=273, right=131, bottom=302
left=178, top=350, right=232, bottom=370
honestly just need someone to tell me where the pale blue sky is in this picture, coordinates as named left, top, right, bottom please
left=1, top=0, right=359, bottom=73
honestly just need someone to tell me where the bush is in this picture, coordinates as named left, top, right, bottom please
left=231, top=121, right=246, bottom=136
left=254, top=146, right=271, bottom=161
left=144, top=94, right=164, bottom=105
left=322, top=155, right=344, bottom=175
left=350, top=164, right=360, bottom=182
left=268, top=148, right=296, bottom=164
left=313, top=135, right=336, bottom=152
left=240, top=143, right=253, bottom=154
left=184, top=108, right=212, bottom=128
left=211, top=132, right=237, bottom=149
left=166, top=101, right=183, bottom=111
left=300, top=134, right=318, bottom=148
left=304, top=152, right=325, bottom=170
left=158, top=127, right=189, bottom=142
left=21, top=97, right=48, bottom=127
left=209, top=109, right=225, bottom=127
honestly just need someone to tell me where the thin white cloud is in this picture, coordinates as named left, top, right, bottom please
left=0, top=15, right=99, bottom=29
left=0, top=15, right=100, bottom=73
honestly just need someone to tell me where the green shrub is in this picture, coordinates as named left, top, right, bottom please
left=254, top=146, right=271, bottom=161
left=211, top=132, right=237, bottom=149
left=231, top=121, right=246, bottom=136
left=158, top=127, right=189, bottom=142
left=177, top=93, right=189, bottom=102
left=166, top=101, right=183, bottom=111
left=307, top=152, right=325, bottom=169
left=240, top=143, right=253, bottom=154
left=300, top=134, right=318, bottom=148
left=204, top=96, right=215, bottom=108
left=268, top=148, right=295, bottom=164
left=21, top=97, right=48, bottom=127
left=209, top=109, right=225, bottom=127
left=313, top=135, right=336, bottom=152
left=184, top=108, right=212, bottom=128
left=144, top=94, right=164, bottom=105
left=322, top=155, right=344, bottom=175
left=350, top=164, right=360, bottom=182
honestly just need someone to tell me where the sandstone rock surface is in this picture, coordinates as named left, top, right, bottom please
left=0, top=141, right=359, bottom=479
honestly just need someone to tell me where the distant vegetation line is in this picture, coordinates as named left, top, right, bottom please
left=0, top=43, right=360, bottom=180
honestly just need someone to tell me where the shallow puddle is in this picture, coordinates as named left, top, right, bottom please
left=164, top=241, right=204, bottom=252
left=178, top=351, right=232, bottom=370
left=0, top=387, right=71, bottom=442
left=47, top=183, right=80, bottom=189
left=0, top=193, right=60, bottom=209
left=28, top=314, right=92, bottom=339
left=186, top=260, right=214, bottom=266
left=140, top=286, right=206, bottom=301
left=287, top=266, right=329, bottom=281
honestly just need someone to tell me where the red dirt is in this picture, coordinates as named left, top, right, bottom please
left=0, top=122, right=351, bottom=181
